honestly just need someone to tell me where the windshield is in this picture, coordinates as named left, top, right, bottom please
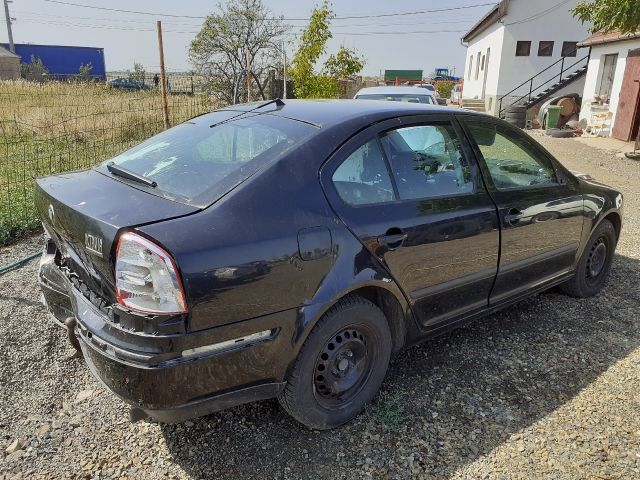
left=356, top=93, right=434, bottom=104
left=100, top=111, right=316, bottom=207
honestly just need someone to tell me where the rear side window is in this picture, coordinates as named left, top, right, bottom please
left=332, top=140, right=394, bottom=206
left=103, top=112, right=316, bottom=206
left=379, top=124, right=474, bottom=200
left=465, top=122, right=558, bottom=189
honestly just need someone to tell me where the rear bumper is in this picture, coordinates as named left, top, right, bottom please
left=38, top=251, right=297, bottom=422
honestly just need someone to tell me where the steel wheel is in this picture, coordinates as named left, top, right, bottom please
left=313, top=327, right=373, bottom=408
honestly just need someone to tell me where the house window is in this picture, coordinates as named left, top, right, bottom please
left=598, top=54, right=618, bottom=101
left=515, top=41, right=531, bottom=56
left=561, top=41, right=578, bottom=57
left=538, top=41, right=554, bottom=57
left=468, top=56, right=473, bottom=80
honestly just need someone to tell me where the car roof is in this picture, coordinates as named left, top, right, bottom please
left=215, top=99, right=482, bottom=128
left=354, top=86, right=436, bottom=96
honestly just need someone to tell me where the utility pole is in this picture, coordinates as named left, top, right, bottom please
left=246, top=50, right=252, bottom=102
left=282, top=40, right=287, bottom=100
left=156, top=20, right=170, bottom=129
left=3, top=0, right=14, bottom=53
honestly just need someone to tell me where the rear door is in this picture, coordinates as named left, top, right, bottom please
left=459, top=116, right=584, bottom=305
left=321, top=114, right=500, bottom=327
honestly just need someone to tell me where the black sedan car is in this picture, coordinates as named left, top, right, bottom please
left=36, top=100, right=623, bottom=430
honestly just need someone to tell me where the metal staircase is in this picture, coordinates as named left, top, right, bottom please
left=498, top=51, right=590, bottom=116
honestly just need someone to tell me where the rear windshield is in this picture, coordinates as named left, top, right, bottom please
left=356, top=93, right=434, bottom=104
left=99, top=111, right=316, bottom=207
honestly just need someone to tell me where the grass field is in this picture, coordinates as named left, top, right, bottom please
left=0, top=80, right=212, bottom=245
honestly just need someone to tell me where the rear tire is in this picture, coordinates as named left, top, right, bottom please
left=278, top=295, right=391, bottom=430
left=561, top=219, right=616, bottom=297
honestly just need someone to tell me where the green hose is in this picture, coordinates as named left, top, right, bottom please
left=0, top=251, right=41, bottom=275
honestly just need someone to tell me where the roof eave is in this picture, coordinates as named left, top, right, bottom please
left=461, top=0, right=510, bottom=45
left=577, top=31, right=640, bottom=47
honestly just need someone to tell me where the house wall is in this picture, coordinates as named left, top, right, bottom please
left=462, top=21, right=505, bottom=112
left=463, top=0, right=590, bottom=115
left=579, top=39, right=640, bottom=135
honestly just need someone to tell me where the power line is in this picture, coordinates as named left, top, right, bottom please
left=40, top=0, right=497, bottom=21
left=16, top=10, right=478, bottom=29
left=18, top=18, right=468, bottom=36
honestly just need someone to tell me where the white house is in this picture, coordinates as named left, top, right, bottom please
left=578, top=31, right=640, bottom=141
left=461, top=0, right=590, bottom=115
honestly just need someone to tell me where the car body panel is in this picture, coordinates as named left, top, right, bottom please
left=35, top=100, right=623, bottom=423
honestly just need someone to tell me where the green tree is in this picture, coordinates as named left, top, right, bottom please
left=436, top=81, right=454, bottom=99
left=572, top=0, right=640, bottom=34
left=290, top=1, right=365, bottom=98
left=189, top=0, right=289, bottom=103
left=79, top=62, right=93, bottom=80
left=21, top=55, right=48, bottom=80
left=129, top=62, right=146, bottom=85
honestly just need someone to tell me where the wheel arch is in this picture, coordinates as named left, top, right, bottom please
left=291, top=277, right=417, bottom=367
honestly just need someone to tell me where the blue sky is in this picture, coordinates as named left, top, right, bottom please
left=5, top=0, right=495, bottom=76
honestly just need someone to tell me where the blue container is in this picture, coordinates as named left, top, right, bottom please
left=2, top=43, right=106, bottom=80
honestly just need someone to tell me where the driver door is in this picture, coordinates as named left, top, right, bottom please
left=460, top=117, right=584, bottom=305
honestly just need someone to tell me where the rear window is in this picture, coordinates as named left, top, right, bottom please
left=100, top=111, right=316, bottom=207
left=356, top=94, right=435, bottom=104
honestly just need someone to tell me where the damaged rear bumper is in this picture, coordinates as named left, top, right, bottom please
left=38, top=250, right=294, bottom=423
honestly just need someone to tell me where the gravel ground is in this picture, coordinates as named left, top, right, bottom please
left=1, top=133, right=639, bottom=479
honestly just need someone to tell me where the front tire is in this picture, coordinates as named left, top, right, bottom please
left=278, top=295, right=391, bottom=430
left=561, top=219, right=617, bottom=297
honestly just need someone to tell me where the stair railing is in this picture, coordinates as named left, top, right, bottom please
left=498, top=49, right=590, bottom=116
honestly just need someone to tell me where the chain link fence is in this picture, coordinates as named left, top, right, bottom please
left=0, top=79, right=214, bottom=245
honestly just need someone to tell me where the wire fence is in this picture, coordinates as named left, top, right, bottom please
left=0, top=79, right=215, bottom=245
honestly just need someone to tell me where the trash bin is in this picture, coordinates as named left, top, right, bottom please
left=545, top=105, right=563, bottom=129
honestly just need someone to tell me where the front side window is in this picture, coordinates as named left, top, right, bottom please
left=465, top=122, right=557, bottom=190
left=379, top=124, right=474, bottom=200
left=516, top=41, right=531, bottom=56
left=332, top=140, right=394, bottom=206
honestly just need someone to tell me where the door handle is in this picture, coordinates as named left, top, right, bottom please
left=504, top=207, right=524, bottom=224
left=377, top=231, right=408, bottom=247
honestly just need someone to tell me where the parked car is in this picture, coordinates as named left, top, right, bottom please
left=416, top=83, right=447, bottom=105
left=37, top=100, right=623, bottom=430
left=416, top=83, right=437, bottom=94
left=451, top=84, right=462, bottom=104
left=107, top=77, right=150, bottom=90
left=354, top=86, right=437, bottom=105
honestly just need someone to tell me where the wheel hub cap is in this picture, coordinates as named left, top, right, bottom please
left=587, top=239, right=607, bottom=278
left=314, top=329, right=369, bottom=402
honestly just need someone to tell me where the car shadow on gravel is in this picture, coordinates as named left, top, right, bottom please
left=160, top=253, right=640, bottom=479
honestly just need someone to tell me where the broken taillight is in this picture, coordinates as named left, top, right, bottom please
left=115, top=232, right=187, bottom=314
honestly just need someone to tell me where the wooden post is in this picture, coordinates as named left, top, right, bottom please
left=157, top=21, right=170, bottom=129
left=246, top=50, right=252, bottom=103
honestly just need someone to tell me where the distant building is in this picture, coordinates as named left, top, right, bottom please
left=0, top=46, right=20, bottom=80
left=384, top=70, right=423, bottom=85
left=2, top=43, right=106, bottom=80
left=461, top=0, right=590, bottom=115
left=578, top=31, right=640, bottom=141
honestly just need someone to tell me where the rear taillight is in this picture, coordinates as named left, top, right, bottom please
left=115, top=232, right=187, bottom=314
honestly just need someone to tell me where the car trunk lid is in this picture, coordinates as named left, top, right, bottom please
left=35, top=169, right=200, bottom=303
